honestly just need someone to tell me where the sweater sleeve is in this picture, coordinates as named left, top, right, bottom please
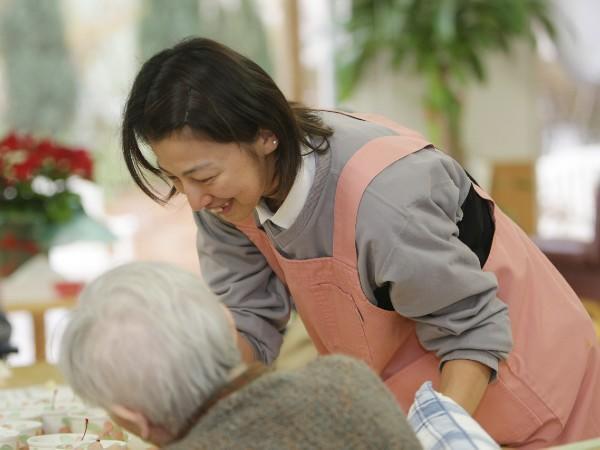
left=194, top=210, right=292, bottom=364
left=356, top=148, right=513, bottom=377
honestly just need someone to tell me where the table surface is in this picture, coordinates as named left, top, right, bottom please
left=0, top=362, right=64, bottom=389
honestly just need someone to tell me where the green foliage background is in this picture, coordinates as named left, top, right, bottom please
left=337, top=0, right=555, bottom=162
left=140, top=0, right=272, bottom=74
left=0, top=0, right=77, bottom=136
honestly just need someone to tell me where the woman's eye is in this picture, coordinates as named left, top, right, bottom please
left=195, top=176, right=216, bottom=184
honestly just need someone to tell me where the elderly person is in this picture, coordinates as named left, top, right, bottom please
left=59, top=262, right=423, bottom=450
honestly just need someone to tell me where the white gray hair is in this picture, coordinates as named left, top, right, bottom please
left=59, top=261, right=240, bottom=433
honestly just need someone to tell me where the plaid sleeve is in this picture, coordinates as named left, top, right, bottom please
left=407, top=381, right=500, bottom=450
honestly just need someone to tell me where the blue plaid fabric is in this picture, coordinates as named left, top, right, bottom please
left=407, top=382, right=500, bottom=450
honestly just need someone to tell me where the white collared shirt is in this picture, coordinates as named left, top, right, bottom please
left=255, top=150, right=316, bottom=230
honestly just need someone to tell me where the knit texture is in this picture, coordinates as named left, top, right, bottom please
left=165, top=355, right=422, bottom=450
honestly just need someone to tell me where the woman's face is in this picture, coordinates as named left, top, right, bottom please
left=152, top=128, right=278, bottom=223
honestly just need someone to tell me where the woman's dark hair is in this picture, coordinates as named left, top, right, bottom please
left=122, top=37, right=333, bottom=204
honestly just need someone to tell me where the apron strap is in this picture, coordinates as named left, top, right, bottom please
left=234, top=216, right=287, bottom=284
left=333, top=134, right=431, bottom=268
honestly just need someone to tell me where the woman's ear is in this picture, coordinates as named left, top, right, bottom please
left=256, top=129, right=278, bottom=156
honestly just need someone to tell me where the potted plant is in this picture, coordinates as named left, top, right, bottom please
left=0, top=133, right=94, bottom=277
left=337, top=0, right=555, bottom=164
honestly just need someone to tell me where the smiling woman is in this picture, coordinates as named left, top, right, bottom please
left=120, top=37, right=600, bottom=448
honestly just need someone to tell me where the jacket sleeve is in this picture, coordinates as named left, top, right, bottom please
left=356, top=148, right=513, bottom=377
left=194, top=211, right=292, bottom=364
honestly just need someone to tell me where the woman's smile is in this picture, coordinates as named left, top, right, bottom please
left=208, top=200, right=233, bottom=216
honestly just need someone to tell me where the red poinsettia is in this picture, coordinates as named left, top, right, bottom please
left=0, top=132, right=93, bottom=182
left=0, top=132, right=95, bottom=277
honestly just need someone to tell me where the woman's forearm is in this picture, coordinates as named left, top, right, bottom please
left=438, top=359, right=492, bottom=415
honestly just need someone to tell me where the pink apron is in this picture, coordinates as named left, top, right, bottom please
left=234, top=114, right=600, bottom=447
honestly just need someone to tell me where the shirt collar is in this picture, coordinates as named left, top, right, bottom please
left=255, top=150, right=316, bottom=229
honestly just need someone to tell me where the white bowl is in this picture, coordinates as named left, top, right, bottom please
left=68, top=411, right=125, bottom=441
left=27, top=433, right=99, bottom=450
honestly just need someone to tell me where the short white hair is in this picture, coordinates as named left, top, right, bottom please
left=59, top=261, right=240, bottom=433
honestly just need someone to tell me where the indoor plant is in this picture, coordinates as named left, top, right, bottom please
left=337, top=0, right=556, bottom=163
left=0, top=133, right=93, bottom=277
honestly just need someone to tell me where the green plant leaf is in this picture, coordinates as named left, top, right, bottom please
left=465, top=48, right=485, bottom=81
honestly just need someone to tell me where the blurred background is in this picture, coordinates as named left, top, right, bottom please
left=1, top=0, right=599, bottom=369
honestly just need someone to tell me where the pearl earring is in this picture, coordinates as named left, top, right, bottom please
left=273, top=139, right=278, bottom=145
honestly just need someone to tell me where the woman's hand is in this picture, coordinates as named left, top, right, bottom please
left=438, top=359, right=492, bottom=415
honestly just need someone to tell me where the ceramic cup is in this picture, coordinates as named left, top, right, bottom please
left=40, top=409, right=72, bottom=434
left=0, top=420, right=43, bottom=450
left=68, top=411, right=125, bottom=441
left=26, top=433, right=98, bottom=450
left=0, top=427, right=19, bottom=450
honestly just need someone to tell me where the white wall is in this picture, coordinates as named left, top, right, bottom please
left=463, top=43, right=541, bottom=163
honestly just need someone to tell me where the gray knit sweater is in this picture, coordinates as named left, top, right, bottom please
left=165, top=355, right=422, bottom=450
